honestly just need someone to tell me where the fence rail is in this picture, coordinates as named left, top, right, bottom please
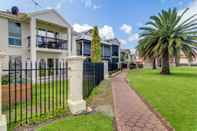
left=83, top=62, right=104, bottom=98
left=2, top=60, right=68, bottom=127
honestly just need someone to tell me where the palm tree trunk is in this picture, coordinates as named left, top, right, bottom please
left=175, top=56, right=180, bottom=67
left=152, top=58, right=157, bottom=69
left=161, top=51, right=170, bottom=74
left=175, top=50, right=180, bottom=67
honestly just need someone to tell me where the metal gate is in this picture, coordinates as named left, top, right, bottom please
left=2, top=60, right=68, bottom=127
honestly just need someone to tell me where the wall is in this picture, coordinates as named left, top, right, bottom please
left=0, top=17, right=30, bottom=69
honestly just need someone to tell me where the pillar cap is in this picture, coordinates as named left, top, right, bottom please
left=67, top=56, right=86, bottom=61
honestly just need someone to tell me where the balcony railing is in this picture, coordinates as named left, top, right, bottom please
left=28, top=35, right=68, bottom=50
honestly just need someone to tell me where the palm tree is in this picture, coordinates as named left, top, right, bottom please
left=138, top=8, right=197, bottom=74
left=138, top=36, right=158, bottom=70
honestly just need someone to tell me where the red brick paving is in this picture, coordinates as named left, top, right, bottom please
left=112, top=71, right=171, bottom=131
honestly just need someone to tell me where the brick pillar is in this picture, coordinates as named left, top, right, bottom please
left=67, top=56, right=86, bottom=114
left=0, top=52, right=7, bottom=131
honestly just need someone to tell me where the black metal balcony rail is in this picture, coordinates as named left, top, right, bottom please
left=102, top=55, right=111, bottom=60
left=28, top=35, right=68, bottom=50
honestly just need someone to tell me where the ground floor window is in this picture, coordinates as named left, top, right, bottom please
left=9, top=56, right=22, bottom=69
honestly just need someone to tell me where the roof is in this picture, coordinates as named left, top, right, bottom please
left=0, top=9, right=72, bottom=28
left=0, top=10, right=28, bottom=21
left=29, top=9, right=72, bottom=28
left=74, top=29, right=112, bottom=45
left=106, top=38, right=121, bottom=46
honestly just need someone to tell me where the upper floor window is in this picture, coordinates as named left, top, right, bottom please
left=83, top=40, right=91, bottom=56
left=112, top=45, right=119, bottom=56
left=8, top=21, right=21, bottom=46
left=103, top=45, right=111, bottom=57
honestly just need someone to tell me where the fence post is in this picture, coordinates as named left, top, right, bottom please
left=0, top=52, right=7, bottom=131
left=103, top=61, right=109, bottom=79
left=67, top=56, right=86, bottom=114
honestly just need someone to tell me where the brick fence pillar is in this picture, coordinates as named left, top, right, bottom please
left=67, top=56, right=86, bottom=114
left=0, top=52, right=7, bottom=131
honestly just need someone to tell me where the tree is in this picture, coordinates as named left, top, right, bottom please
left=137, top=38, right=158, bottom=70
left=138, top=8, right=197, bottom=74
left=91, top=26, right=101, bottom=63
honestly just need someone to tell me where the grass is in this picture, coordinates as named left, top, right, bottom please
left=86, top=79, right=112, bottom=105
left=37, top=113, right=113, bottom=131
left=128, top=67, right=197, bottom=131
left=37, top=79, right=113, bottom=131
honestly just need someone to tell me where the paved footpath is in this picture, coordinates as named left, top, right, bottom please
left=112, top=71, right=171, bottom=131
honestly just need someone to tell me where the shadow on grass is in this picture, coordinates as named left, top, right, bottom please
left=138, top=69, right=197, bottom=79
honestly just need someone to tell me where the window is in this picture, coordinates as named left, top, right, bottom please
left=9, top=56, right=22, bottom=69
left=83, top=40, right=91, bottom=56
left=103, top=45, right=111, bottom=57
left=8, top=21, right=21, bottom=46
left=112, top=45, right=119, bottom=56
left=37, top=29, right=46, bottom=36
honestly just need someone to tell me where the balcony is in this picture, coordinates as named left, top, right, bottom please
left=28, top=35, right=68, bottom=51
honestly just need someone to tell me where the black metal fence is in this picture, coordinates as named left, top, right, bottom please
left=108, top=62, right=119, bottom=73
left=83, top=62, right=104, bottom=98
left=2, top=60, right=68, bottom=127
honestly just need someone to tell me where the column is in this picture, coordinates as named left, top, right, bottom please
left=103, top=60, right=109, bottom=79
left=0, top=52, right=7, bottom=131
left=30, top=17, right=37, bottom=83
left=71, top=35, right=77, bottom=56
left=67, top=56, right=86, bottom=114
left=82, top=41, right=84, bottom=57
left=68, top=28, right=72, bottom=56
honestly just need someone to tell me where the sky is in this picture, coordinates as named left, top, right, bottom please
left=0, top=0, right=196, bottom=49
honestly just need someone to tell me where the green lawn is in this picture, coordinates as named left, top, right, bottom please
left=128, top=67, right=197, bottom=131
left=37, top=113, right=112, bottom=131
left=37, top=79, right=113, bottom=131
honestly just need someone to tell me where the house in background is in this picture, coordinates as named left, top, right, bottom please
left=0, top=7, right=72, bottom=70
left=179, top=51, right=197, bottom=66
left=74, top=30, right=121, bottom=66
left=120, top=48, right=144, bottom=69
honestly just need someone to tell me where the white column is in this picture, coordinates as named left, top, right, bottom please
left=82, top=41, right=84, bottom=57
left=118, top=45, right=121, bottom=69
left=67, top=56, right=86, bottom=114
left=68, top=28, right=72, bottom=56
left=71, top=35, right=77, bottom=56
left=0, top=52, right=7, bottom=131
left=30, top=17, right=37, bottom=83
left=103, top=60, right=109, bottom=79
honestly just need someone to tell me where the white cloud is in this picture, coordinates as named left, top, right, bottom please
left=119, top=39, right=127, bottom=45
left=99, top=25, right=115, bottom=40
left=73, top=23, right=93, bottom=32
left=119, top=24, right=139, bottom=46
left=120, top=24, right=132, bottom=34
left=73, top=24, right=115, bottom=39
left=128, top=33, right=139, bottom=43
left=180, top=0, right=197, bottom=20
left=80, top=0, right=101, bottom=10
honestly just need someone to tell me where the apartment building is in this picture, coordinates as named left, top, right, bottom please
left=0, top=7, right=72, bottom=69
left=74, top=30, right=121, bottom=65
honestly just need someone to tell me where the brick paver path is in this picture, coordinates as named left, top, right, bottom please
left=112, top=71, right=170, bottom=131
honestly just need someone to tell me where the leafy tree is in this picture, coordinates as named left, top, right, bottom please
left=138, top=8, right=197, bottom=74
left=91, top=26, right=101, bottom=63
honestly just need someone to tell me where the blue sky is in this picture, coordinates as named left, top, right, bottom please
left=0, top=0, right=195, bottom=49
